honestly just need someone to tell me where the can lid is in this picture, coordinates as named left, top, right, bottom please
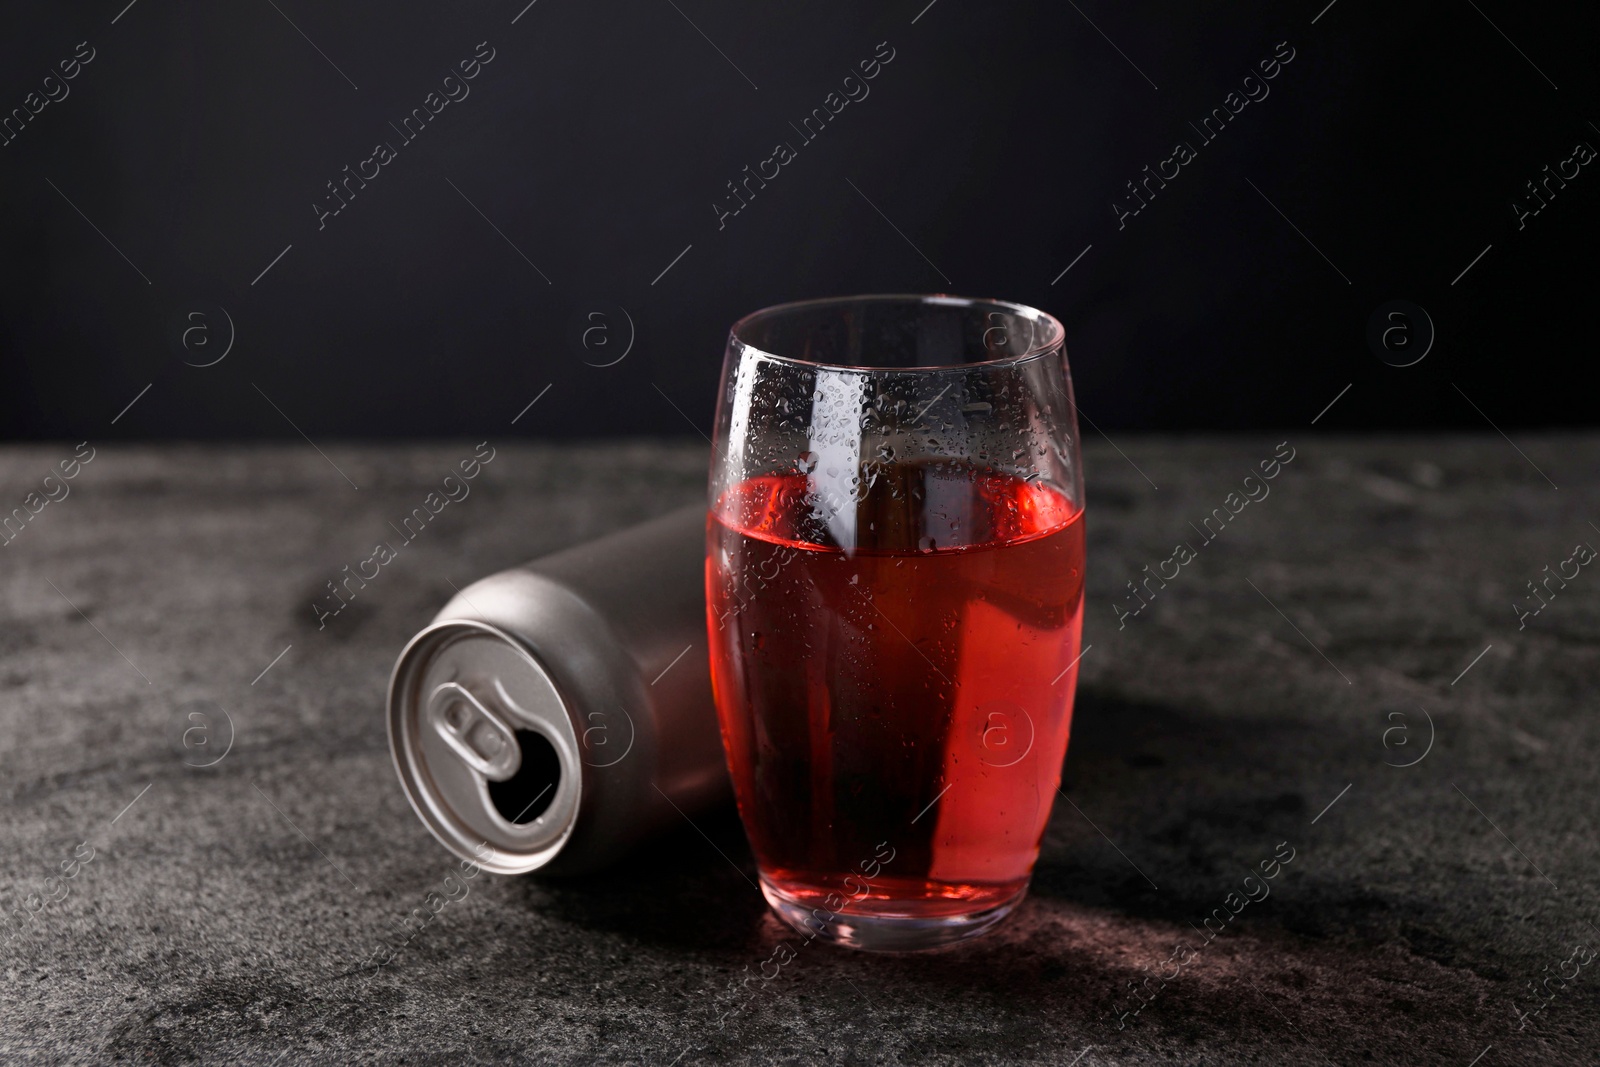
left=388, top=619, right=583, bottom=874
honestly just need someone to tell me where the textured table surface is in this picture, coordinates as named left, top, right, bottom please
left=1, top=436, right=1596, bottom=1065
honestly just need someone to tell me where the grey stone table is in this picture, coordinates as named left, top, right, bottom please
left=1, top=437, right=1596, bottom=1065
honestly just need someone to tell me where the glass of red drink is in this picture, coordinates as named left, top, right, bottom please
left=706, top=295, right=1085, bottom=951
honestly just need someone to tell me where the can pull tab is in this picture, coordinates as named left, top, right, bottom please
left=428, top=682, right=521, bottom=781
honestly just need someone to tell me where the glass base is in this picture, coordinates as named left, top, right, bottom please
left=759, top=874, right=1028, bottom=952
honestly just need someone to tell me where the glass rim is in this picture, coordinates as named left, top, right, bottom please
left=728, top=293, right=1066, bottom=374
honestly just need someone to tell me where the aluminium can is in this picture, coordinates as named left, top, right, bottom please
left=387, top=503, right=728, bottom=875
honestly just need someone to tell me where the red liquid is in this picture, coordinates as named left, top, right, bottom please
left=707, top=464, right=1085, bottom=919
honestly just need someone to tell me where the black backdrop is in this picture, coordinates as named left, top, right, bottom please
left=1, top=0, right=1593, bottom=440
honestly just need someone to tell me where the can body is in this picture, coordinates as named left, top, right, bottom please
left=387, top=504, right=728, bottom=875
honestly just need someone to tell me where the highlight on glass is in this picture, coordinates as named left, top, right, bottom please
left=705, top=294, right=1086, bottom=951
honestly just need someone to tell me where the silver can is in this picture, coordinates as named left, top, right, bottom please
left=387, top=504, right=728, bottom=875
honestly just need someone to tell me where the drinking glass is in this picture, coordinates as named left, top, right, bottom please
left=705, top=295, right=1086, bottom=951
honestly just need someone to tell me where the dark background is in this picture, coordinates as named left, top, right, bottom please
left=1, top=0, right=1593, bottom=440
